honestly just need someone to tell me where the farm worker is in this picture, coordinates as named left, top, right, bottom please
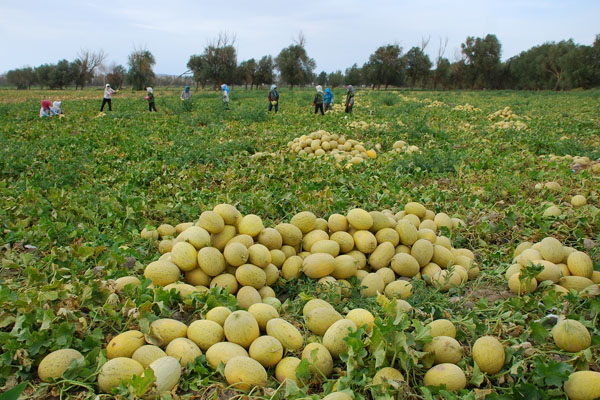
left=51, top=101, right=62, bottom=116
left=146, top=87, right=157, bottom=112
left=268, top=84, right=279, bottom=113
left=39, top=100, right=52, bottom=118
left=313, top=85, right=324, bottom=115
left=100, top=84, right=116, bottom=111
left=324, top=88, right=334, bottom=112
left=180, top=86, right=191, bottom=101
left=221, top=84, right=230, bottom=110
left=345, top=85, right=355, bottom=113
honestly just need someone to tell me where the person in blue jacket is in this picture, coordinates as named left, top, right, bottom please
left=324, top=88, right=334, bottom=112
left=221, top=84, right=230, bottom=110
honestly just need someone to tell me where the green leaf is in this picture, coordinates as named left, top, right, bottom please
left=0, top=382, right=27, bottom=400
left=528, top=321, right=549, bottom=344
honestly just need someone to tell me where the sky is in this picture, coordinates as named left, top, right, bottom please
left=1, top=0, right=598, bottom=75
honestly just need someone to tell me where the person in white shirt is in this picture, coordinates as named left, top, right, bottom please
left=51, top=101, right=62, bottom=115
left=100, top=84, right=116, bottom=111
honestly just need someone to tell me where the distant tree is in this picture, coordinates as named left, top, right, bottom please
left=449, top=60, right=469, bottom=89
left=239, top=58, right=257, bottom=89
left=187, top=54, right=210, bottom=89
left=49, top=59, right=75, bottom=89
left=34, top=64, right=54, bottom=89
left=461, top=34, right=502, bottom=88
left=541, top=40, right=577, bottom=90
left=127, top=47, right=156, bottom=90
left=364, top=44, right=405, bottom=89
left=275, top=33, right=316, bottom=89
left=404, top=46, right=432, bottom=87
left=201, top=33, right=238, bottom=88
left=328, top=70, right=344, bottom=87
left=316, top=71, right=328, bottom=86
left=255, top=55, right=275, bottom=87
left=344, top=63, right=363, bottom=86
left=106, top=64, right=126, bottom=89
left=6, top=67, right=35, bottom=89
left=433, top=58, right=451, bottom=89
left=72, top=49, right=106, bottom=90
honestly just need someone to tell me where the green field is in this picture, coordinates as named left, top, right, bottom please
left=1, top=88, right=599, bottom=399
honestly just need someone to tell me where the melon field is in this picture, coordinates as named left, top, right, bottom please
left=0, top=88, right=599, bottom=400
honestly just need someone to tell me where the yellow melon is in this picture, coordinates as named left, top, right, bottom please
left=472, top=336, right=505, bottom=374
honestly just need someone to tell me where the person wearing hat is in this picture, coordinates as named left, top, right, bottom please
left=268, top=84, right=279, bottom=113
left=51, top=101, right=63, bottom=116
left=221, top=84, right=230, bottom=110
left=323, top=88, right=334, bottom=112
left=313, top=85, right=324, bottom=115
left=39, top=100, right=53, bottom=118
left=180, top=86, right=191, bottom=101
left=146, top=87, right=157, bottom=112
left=101, top=84, right=116, bottom=111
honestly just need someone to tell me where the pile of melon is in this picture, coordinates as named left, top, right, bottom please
left=290, top=205, right=478, bottom=297
left=391, top=140, right=420, bottom=155
left=133, top=202, right=477, bottom=311
left=287, top=130, right=378, bottom=165
left=506, top=237, right=599, bottom=295
left=547, top=153, right=600, bottom=174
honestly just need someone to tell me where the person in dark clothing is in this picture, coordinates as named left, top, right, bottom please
left=345, top=85, right=355, bottom=113
left=313, top=85, right=324, bottom=115
left=101, top=84, right=116, bottom=111
left=146, top=87, right=157, bottom=112
left=268, top=84, right=279, bottom=113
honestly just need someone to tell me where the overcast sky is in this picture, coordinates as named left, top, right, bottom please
left=1, top=0, right=598, bottom=75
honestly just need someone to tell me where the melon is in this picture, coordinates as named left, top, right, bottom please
left=132, top=345, right=167, bottom=368
left=106, top=330, right=145, bottom=359
left=238, top=214, right=264, bottom=237
left=165, top=337, right=202, bottom=367
left=427, top=319, right=456, bottom=338
left=301, top=342, right=333, bottom=377
left=303, top=253, right=335, bottom=278
left=424, top=336, right=463, bottom=365
left=195, top=247, right=225, bottom=276
left=423, top=363, right=466, bottom=391
left=290, top=211, right=317, bottom=233
left=249, top=336, right=283, bottom=367
left=248, top=303, right=280, bottom=331
left=187, top=320, right=224, bottom=351
left=347, top=208, right=373, bottom=230
left=224, top=311, right=260, bottom=348
left=567, top=251, right=593, bottom=278
left=38, top=349, right=84, bottom=382
left=552, top=319, right=591, bottom=352
left=205, top=342, right=248, bottom=368
left=323, top=319, right=357, bottom=358
left=98, top=357, right=144, bottom=393
left=224, top=356, right=268, bottom=391
left=275, top=357, right=302, bottom=384
left=146, top=356, right=181, bottom=394
left=472, top=336, right=505, bottom=374
left=266, top=318, right=303, bottom=351
left=198, top=211, right=225, bottom=234
left=147, top=319, right=188, bottom=347
left=564, top=371, right=600, bottom=400
left=305, top=307, right=343, bottom=335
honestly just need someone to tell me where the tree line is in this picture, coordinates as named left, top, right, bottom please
left=2, top=33, right=599, bottom=91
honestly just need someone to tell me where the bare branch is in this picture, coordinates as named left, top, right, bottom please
left=437, top=36, right=448, bottom=64
left=293, top=31, right=306, bottom=47
left=420, top=35, right=431, bottom=52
